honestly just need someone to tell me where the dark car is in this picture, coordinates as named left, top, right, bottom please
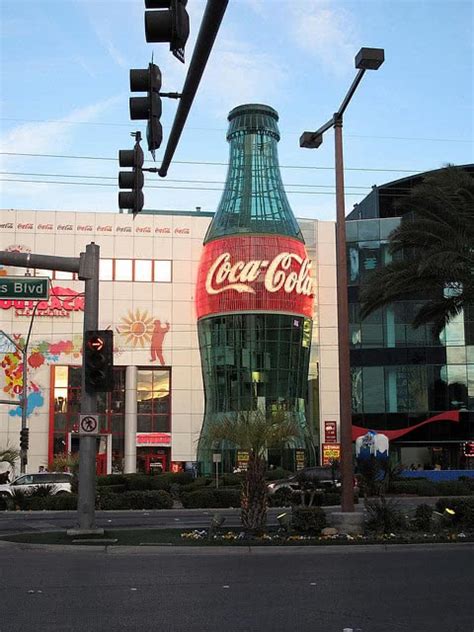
left=267, top=466, right=341, bottom=495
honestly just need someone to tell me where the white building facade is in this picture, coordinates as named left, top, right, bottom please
left=0, top=208, right=340, bottom=474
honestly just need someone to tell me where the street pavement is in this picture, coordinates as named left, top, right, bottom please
left=0, top=540, right=472, bottom=632
left=0, top=496, right=451, bottom=535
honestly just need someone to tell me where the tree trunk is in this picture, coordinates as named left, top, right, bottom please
left=241, top=453, right=267, bottom=532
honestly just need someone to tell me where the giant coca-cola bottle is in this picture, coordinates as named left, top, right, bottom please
left=195, top=104, right=315, bottom=474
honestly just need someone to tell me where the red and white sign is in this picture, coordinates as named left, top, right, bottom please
left=195, top=235, right=315, bottom=319
left=321, top=443, right=341, bottom=466
left=324, top=421, right=337, bottom=444
left=136, top=432, right=171, bottom=447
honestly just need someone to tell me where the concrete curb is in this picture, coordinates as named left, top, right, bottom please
left=1, top=538, right=473, bottom=555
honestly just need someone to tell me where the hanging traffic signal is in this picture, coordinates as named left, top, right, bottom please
left=118, top=136, right=145, bottom=216
left=144, top=0, right=190, bottom=63
left=84, top=330, right=114, bottom=394
left=129, top=63, right=163, bottom=155
left=20, top=428, right=29, bottom=451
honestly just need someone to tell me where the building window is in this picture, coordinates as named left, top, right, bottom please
left=137, top=368, right=171, bottom=432
left=100, top=259, right=113, bottom=280
left=115, top=259, right=133, bottom=281
left=154, top=260, right=172, bottom=283
left=135, top=260, right=153, bottom=282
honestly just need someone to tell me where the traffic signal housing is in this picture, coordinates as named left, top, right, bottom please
left=144, top=0, right=190, bottom=63
left=129, top=63, right=163, bottom=155
left=20, top=428, right=29, bottom=451
left=84, top=330, right=114, bottom=394
left=118, top=139, right=144, bottom=216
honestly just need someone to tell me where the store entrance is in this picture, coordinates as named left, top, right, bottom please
left=137, top=448, right=169, bottom=474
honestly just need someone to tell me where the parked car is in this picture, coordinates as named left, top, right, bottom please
left=267, top=466, right=342, bottom=495
left=0, top=472, right=73, bottom=497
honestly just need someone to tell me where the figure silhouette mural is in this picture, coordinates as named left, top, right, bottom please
left=150, top=320, right=170, bottom=365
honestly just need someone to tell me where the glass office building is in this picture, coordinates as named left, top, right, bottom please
left=347, top=165, right=474, bottom=469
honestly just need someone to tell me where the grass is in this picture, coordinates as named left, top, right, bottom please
left=1, top=528, right=473, bottom=547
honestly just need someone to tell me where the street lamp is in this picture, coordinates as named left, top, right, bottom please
left=300, top=47, right=384, bottom=513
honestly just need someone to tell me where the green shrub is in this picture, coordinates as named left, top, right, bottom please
left=179, top=478, right=212, bottom=495
left=413, top=504, right=433, bottom=531
left=435, top=481, right=472, bottom=496
left=435, top=497, right=474, bottom=530
left=97, top=474, right=128, bottom=487
left=221, top=473, right=243, bottom=487
left=10, top=489, right=29, bottom=510
left=97, top=490, right=173, bottom=510
left=181, top=489, right=240, bottom=509
left=268, top=487, right=295, bottom=507
left=0, top=495, right=8, bottom=511
left=291, top=507, right=326, bottom=535
left=365, top=497, right=406, bottom=534
left=97, top=484, right=127, bottom=495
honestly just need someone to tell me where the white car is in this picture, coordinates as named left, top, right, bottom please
left=0, top=472, right=73, bottom=497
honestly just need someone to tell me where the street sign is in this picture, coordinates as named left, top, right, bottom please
left=0, top=276, right=49, bottom=300
left=212, top=453, right=222, bottom=463
left=79, top=414, right=99, bottom=435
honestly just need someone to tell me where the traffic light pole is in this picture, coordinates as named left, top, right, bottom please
left=77, top=243, right=100, bottom=532
left=0, top=244, right=102, bottom=532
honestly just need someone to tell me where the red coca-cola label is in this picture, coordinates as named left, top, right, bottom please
left=195, top=235, right=315, bottom=319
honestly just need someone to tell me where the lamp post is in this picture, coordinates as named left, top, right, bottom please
left=300, top=47, right=384, bottom=513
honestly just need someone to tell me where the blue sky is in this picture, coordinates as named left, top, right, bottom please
left=0, top=0, right=472, bottom=221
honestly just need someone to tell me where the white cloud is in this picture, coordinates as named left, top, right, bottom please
left=0, top=96, right=122, bottom=156
left=288, top=0, right=358, bottom=75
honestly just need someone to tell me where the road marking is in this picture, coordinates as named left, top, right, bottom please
left=222, top=585, right=230, bottom=589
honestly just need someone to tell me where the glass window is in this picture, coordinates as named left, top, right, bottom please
left=137, top=368, right=171, bottom=432
left=154, top=260, right=172, bottom=282
left=115, top=259, right=133, bottom=281
left=135, top=260, right=152, bottom=282
left=362, top=366, right=385, bottom=413
left=100, top=259, right=113, bottom=280
left=446, top=346, right=467, bottom=365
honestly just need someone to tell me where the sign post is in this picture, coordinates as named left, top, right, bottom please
left=213, top=453, right=221, bottom=489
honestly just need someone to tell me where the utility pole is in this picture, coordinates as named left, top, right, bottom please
left=0, top=244, right=101, bottom=533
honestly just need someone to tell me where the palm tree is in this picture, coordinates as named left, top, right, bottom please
left=0, top=445, right=20, bottom=483
left=360, top=166, right=474, bottom=336
left=207, top=410, right=299, bottom=532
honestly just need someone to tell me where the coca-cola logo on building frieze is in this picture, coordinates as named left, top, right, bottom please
left=196, top=235, right=315, bottom=320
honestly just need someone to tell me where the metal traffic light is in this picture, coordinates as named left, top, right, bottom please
left=129, top=63, right=163, bottom=155
left=20, top=428, right=29, bottom=451
left=84, top=330, right=114, bottom=394
left=118, top=133, right=145, bottom=216
left=144, top=0, right=190, bottom=63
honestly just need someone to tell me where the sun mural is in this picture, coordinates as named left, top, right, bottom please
left=116, top=309, right=155, bottom=348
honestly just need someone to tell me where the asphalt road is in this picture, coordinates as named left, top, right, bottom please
left=0, top=497, right=449, bottom=535
left=0, top=541, right=472, bottom=632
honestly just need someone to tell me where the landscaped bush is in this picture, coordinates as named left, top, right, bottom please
left=180, top=489, right=240, bottom=509
left=435, top=497, right=474, bottom=530
left=365, top=497, right=406, bottom=534
left=97, top=484, right=127, bottom=495
left=18, top=494, right=78, bottom=511
left=0, top=495, right=8, bottom=511
left=291, top=507, right=326, bottom=535
left=179, top=477, right=212, bottom=495
left=221, top=473, right=243, bottom=487
left=389, top=479, right=472, bottom=497
left=413, top=504, right=434, bottom=531
left=268, top=487, right=295, bottom=507
left=97, top=474, right=128, bottom=487
left=98, top=490, right=173, bottom=510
